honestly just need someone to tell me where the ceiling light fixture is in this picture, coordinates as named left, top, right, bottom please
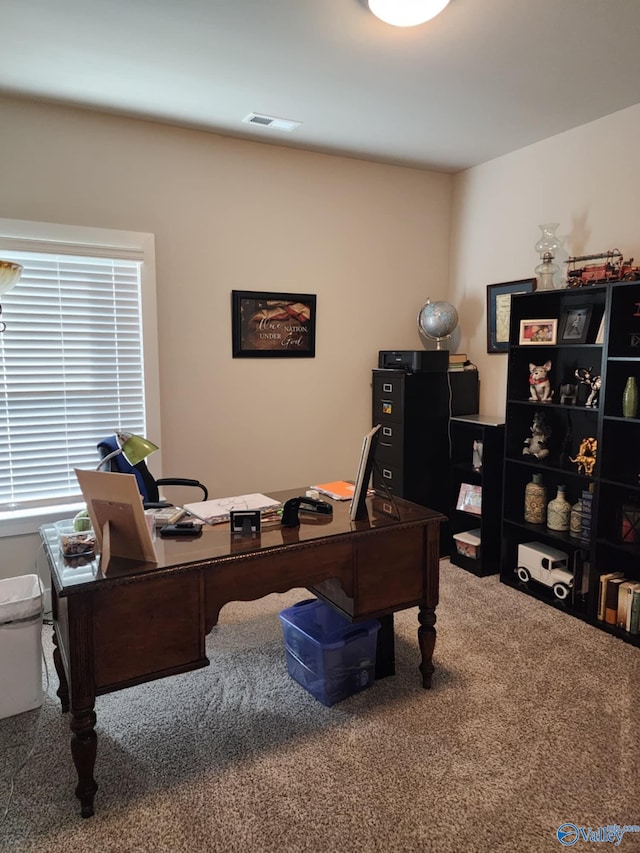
left=0, top=260, right=23, bottom=333
left=368, top=0, right=450, bottom=27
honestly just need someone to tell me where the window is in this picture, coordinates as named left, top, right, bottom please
left=0, top=220, right=160, bottom=520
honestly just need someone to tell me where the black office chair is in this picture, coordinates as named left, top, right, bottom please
left=97, top=435, right=208, bottom=509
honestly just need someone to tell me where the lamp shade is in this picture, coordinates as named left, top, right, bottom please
left=97, top=431, right=159, bottom=471
left=368, top=0, right=450, bottom=27
left=118, top=432, right=159, bottom=466
left=0, top=260, right=23, bottom=296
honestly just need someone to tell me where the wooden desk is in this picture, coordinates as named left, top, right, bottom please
left=41, top=488, right=444, bottom=818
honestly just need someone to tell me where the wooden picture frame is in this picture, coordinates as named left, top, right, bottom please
left=518, top=318, right=558, bottom=345
left=74, top=468, right=157, bottom=572
left=559, top=305, right=593, bottom=344
left=456, top=482, right=482, bottom=515
left=231, top=290, right=316, bottom=358
left=486, top=279, right=536, bottom=353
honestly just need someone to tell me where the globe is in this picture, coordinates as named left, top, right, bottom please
left=417, top=299, right=459, bottom=349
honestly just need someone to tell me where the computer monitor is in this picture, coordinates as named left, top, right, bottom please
left=349, top=424, right=381, bottom=521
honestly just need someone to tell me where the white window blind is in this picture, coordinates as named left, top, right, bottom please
left=0, top=251, right=146, bottom=510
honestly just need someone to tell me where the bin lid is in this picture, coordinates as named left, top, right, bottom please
left=0, top=574, right=43, bottom=624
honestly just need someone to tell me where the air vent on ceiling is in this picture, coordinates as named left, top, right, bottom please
left=242, top=113, right=302, bottom=132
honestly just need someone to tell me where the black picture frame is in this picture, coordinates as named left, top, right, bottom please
left=349, top=424, right=381, bottom=521
left=231, top=290, right=316, bottom=358
left=559, top=304, right=593, bottom=344
left=487, top=278, right=536, bottom=353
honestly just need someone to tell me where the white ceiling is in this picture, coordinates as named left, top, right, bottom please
left=3, top=0, right=640, bottom=173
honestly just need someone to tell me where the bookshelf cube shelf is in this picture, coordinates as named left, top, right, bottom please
left=450, top=415, right=504, bottom=577
left=500, top=281, right=640, bottom=647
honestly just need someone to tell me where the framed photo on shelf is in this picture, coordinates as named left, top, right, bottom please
left=595, top=314, right=605, bottom=344
left=559, top=305, right=593, bottom=344
left=456, top=482, right=482, bottom=515
left=231, top=290, right=316, bottom=358
left=518, top=318, right=558, bottom=345
left=486, top=278, right=536, bottom=353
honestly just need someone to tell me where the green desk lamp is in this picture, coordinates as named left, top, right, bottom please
left=96, top=431, right=159, bottom=470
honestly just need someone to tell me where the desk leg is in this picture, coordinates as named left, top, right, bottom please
left=375, top=614, right=395, bottom=679
left=52, top=628, right=70, bottom=713
left=70, top=707, right=98, bottom=818
left=418, top=605, right=436, bottom=689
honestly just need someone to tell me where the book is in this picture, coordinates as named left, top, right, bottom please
left=448, top=353, right=468, bottom=364
left=617, top=581, right=637, bottom=629
left=605, top=577, right=625, bottom=625
left=622, top=582, right=640, bottom=631
left=456, top=482, right=482, bottom=515
left=311, top=480, right=356, bottom=501
left=580, top=488, right=594, bottom=544
left=598, top=571, right=623, bottom=620
left=629, top=588, right=640, bottom=635
left=147, top=506, right=186, bottom=528
left=183, top=493, right=281, bottom=525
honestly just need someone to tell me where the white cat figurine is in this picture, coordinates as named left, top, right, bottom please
left=528, top=361, right=552, bottom=402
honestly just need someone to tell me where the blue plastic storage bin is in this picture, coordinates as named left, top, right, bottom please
left=278, top=598, right=380, bottom=706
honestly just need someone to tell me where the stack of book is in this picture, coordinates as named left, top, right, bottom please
left=448, top=353, right=468, bottom=371
left=598, top=572, right=640, bottom=633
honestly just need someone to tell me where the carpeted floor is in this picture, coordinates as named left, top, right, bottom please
left=1, top=560, right=639, bottom=853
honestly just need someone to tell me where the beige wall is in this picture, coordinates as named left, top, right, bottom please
left=4, top=95, right=640, bottom=582
left=450, top=102, right=640, bottom=416
left=0, top=96, right=452, bottom=579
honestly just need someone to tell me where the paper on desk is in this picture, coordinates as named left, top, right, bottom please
left=183, top=493, right=281, bottom=524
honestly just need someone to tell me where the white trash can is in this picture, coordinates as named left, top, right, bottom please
left=0, top=574, right=44, bottom=719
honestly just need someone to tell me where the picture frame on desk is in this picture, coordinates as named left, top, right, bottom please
left=231, top=290, right=316, bottom=358
left=74, top=468, right=157, bottom=571
left=486, top=278, right=536, bottom=353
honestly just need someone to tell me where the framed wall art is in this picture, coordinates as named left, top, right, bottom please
left=559, top=305, right=593, bottom=344
left=487, top=278, right=536, bottom=353
left=232, top=290, right=316, bottom=358
left=518, top=318, right=558, bottom=345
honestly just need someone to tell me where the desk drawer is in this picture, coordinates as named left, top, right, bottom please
left=93, top=574, right=205, bottom=690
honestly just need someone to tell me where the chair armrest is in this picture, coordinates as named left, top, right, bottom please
left=155, top=478, right=208, bottom=501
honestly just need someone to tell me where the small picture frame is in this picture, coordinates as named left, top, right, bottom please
left=456, top=483, right=482, bottom=515
left=559, top=305, right=593, bottom=344
left=519, top=319, right=558, bottom=345
left=595, top=314, right=605, bottom=344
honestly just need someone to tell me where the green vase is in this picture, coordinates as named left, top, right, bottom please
left=622, top=376, right=638, bottom=419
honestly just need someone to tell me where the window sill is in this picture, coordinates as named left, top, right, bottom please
left=0, top=503, right=85, bottom=538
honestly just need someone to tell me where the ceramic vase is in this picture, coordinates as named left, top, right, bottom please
left=622, top=376, right=638, bottom=419
left=570, top=498, right=583, bottom=539
left=524, top=473, right=547, bottom=524
left=547, top=485, right=571, bottom=532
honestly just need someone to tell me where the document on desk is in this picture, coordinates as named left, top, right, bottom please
left=183, top=493, right=281, bottom=525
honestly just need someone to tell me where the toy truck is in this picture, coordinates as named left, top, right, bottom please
left=516, top=542, right=573, bottom=601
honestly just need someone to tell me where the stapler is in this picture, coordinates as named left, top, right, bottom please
left=281, top=496, right=333, bottom=528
